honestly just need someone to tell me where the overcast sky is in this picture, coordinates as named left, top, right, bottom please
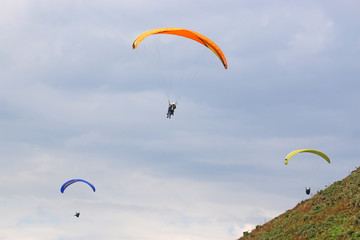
left=1, top=0, right=360, bottom=239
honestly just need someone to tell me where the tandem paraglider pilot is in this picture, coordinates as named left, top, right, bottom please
left=167, top=101, right=177, bottom=119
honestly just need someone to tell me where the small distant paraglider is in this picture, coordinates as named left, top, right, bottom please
left=61, top=179, right=96, bottom=218
left=284, top=149, right=330, bottom=195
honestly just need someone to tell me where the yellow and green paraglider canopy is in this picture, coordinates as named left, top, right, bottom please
left=284, top=149, right=330, bottom=165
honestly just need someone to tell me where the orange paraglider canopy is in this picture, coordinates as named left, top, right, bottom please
left=132, top=27, right=227, bottom=69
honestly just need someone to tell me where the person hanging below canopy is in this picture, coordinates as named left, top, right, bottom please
left=167, top=101, right=177, bottom=119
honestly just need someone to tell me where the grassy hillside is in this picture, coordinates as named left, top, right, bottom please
left=239, top=167, right=360, bottom=240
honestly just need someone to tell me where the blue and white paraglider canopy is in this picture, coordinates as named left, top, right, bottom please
left=60, top=179, right=96, bottom=193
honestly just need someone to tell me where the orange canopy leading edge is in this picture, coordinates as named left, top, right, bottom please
left=132, top=27, right=228, bottom=69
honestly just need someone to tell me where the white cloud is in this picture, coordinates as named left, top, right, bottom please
left=235, top=223, right=256, bottom=237
left=276, top=8, right=335, bottom=63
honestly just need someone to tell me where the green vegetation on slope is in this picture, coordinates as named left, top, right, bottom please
left=239, top=167, right=360, bottom=240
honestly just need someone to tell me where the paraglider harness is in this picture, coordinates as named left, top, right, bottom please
left=305, top=187, right=311, bottom=195
left=167, top=101, right=177, bottom=119
left=74, top=212, right=80, bottom=218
